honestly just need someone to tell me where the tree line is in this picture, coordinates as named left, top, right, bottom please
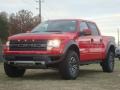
left=0, top=10, right=41, bottom=43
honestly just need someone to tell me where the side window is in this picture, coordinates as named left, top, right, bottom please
left=80, top=22, right=88, bottom=32
left=87, top=22, right=99, bottom=36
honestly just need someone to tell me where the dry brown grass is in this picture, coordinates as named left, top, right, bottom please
left=0, top=60, right=120, bottom=90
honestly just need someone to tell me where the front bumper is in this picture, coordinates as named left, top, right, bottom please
left=4, top=54, right=64, bottom=68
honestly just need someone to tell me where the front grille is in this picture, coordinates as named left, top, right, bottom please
left=9, top=40, right=47, bottom=51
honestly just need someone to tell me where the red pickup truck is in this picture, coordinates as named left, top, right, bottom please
left=4, top=19, right=116, bottom=79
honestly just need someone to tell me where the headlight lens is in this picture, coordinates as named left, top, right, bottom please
left=47, top=39, right=61, bottom=50
left=6, top=41, right=10, bottom=47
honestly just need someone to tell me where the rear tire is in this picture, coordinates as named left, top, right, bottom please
left=119, top=57, right=120, bottom=60
left=4, top=63, right=25, bottom=77
left=59, top=50, right=80, bottom=80
left=101, top=50, right=115, bottom=72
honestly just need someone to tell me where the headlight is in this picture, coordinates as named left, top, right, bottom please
left=47, top=39, right=61, bottom=50
left=6, top=41, right=10, bottom=47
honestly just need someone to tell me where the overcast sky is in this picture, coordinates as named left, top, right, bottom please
left=0, top=0, right=120, bottom=43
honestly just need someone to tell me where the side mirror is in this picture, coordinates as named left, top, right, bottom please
left=83, top=29, right=92, bottom=36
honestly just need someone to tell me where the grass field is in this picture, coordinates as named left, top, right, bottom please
left=0, top=59, right=120, bottom=90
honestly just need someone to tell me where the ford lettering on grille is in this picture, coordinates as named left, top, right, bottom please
left=10, top=40, right=47, bottom=51
left=15, top=44, right=47, bottom=48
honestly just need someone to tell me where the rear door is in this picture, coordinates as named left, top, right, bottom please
left=87, top=22, right=103, bottom=60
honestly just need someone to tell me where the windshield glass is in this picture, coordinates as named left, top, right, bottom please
left=31, top=20, right=77, bottom=33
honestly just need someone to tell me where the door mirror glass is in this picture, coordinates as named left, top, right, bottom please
left=83, top=29, right=92, bottom=36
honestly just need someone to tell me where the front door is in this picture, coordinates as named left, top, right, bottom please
left=78, top=21, right=92, bottom=61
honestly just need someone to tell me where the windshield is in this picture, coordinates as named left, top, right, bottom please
left=31, top=20, right=77, bottom=33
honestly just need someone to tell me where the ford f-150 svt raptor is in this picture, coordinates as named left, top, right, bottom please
left=4, top=19, right=116, bottom=79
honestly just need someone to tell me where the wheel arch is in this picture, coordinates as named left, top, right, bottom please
left=105, top=41, right=116, bottom=57
left=109, top=45, right=115, bottom=54
left=63, top=40, right=80, bottom=57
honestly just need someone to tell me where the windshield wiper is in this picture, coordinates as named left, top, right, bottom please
left=31, top=30, right=63, bottom=33
left=45, top=30, right=62, bottom=32
left=31, top=31, right=39, bottom=33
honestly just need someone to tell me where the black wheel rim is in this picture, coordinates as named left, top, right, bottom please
left=69, top=56, right=78, bottom=76
left=109, top=52, right=114, bottom=70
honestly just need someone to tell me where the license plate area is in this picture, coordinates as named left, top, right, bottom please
left=13, top=56, right=51, bottom=61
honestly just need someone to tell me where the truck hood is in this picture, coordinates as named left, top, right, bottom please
left=8, top=32, right=77, bottom=40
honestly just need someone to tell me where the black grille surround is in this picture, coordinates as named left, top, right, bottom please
left=9, top=40, right=48, bottom=51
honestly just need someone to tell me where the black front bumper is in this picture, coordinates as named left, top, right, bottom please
left=4, top=54, right=64, bottom=68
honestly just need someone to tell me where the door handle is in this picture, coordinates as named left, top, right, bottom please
left=100, top=39, right=103, bottom=42
left=91, top=38, right=94, bottom=42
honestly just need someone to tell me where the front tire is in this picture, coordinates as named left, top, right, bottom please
left=101, top=50, right=115, bottom=72
left=59, top=50, right=80, bottom=80
left=4, top=63, right=25, bottom=77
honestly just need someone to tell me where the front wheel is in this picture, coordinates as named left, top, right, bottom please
left=4, top=63, right=26, bottom=77
left=101, top=50, right=115, bottom=72
left=59, top=50, right=80, bottom=80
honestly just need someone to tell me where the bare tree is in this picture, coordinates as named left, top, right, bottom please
left=9, top=10, right=41, bottom=35
left=32, top=15, right=41, bottom=29
left=0, top=12, right=9, bottom=43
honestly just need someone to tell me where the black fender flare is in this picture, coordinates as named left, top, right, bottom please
left=105, top=41, right=116, bottom=58
left=63, top=40, right=80, bottom=55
